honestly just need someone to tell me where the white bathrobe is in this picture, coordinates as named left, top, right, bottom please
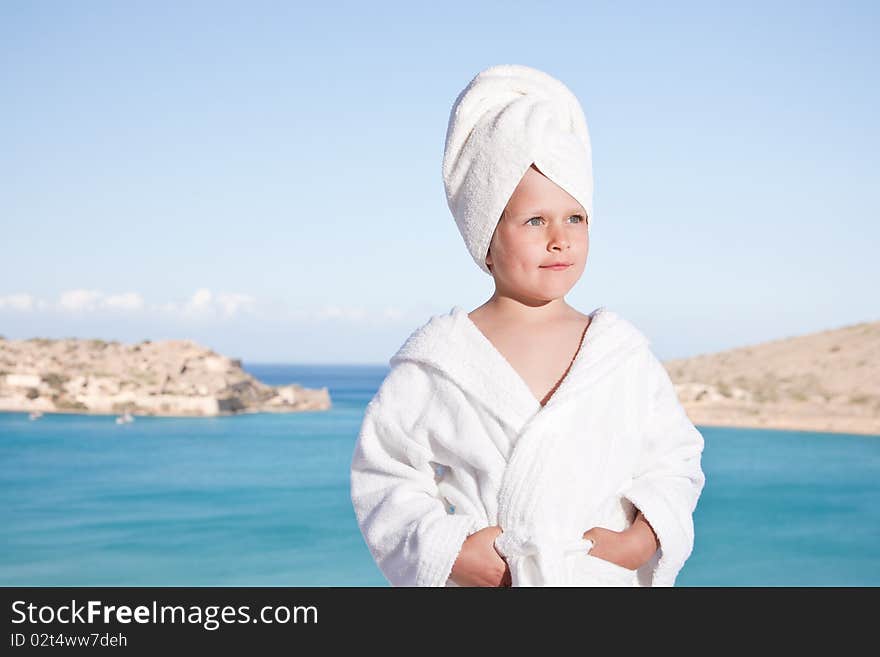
left=349, top=305, right=706, bottom=587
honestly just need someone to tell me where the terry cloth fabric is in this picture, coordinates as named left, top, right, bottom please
left=349, top=306, right=706, bottom=586
left=441, top=64, right=594, bottom=276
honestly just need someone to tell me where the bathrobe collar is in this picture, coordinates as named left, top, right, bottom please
left=390, top=305, right=649, bottom=430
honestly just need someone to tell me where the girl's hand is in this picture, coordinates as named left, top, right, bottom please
left=582, top=526, right=644, bottom=571
left=450, top=525, right=512, bottom=587
left=583, top=511, right=660, bottom=571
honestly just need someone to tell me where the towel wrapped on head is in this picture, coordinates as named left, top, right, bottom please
left=442, top=64, right=594, bottom=276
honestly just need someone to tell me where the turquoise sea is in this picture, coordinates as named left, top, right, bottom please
left=1, top=363, right=878, bottom=586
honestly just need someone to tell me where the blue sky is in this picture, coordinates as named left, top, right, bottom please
left=1, top=1, right=877, bottom=364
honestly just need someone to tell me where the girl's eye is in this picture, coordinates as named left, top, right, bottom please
left=526, top=215, right=586, bottom=226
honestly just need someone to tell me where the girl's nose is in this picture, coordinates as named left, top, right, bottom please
left=548, top=228, right=570, bottom=250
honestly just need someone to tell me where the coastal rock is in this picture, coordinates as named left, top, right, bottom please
left=664, top=319, right=880, bottom=436
left=0, top=337, right=331, bottom=418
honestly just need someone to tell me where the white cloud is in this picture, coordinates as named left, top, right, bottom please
left=56, top=289, right=146, bottom=312
left=59, top=289, right=103, bottom=311
left=154, top=301, right=180, bottom=314
left=103, top=292, right=145, bottom=311
left=314, top=305, right=368, bottom=321
left=216, top=293, right=256, bottom=318
left=153, top=289, right=257, bottom=319
left=381, top=306, right=406, bottom=321
left=0, top=293, right=36, bottom=311
left=186, top=288, right=214, bottom=313
left=2, top=288, right=403, bottom=326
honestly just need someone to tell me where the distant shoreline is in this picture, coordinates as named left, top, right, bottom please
left=0, top=337, right=331, bottom=417
left=2, top=406, right=326, bottom=419
left=7, top=406, right=877, bottom=438
left=666, top=317, right=879, bottom=439
left=689, top=414, right=880, bottom=437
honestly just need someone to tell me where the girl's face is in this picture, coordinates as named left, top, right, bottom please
left=486, top=164, right=589, bottom=301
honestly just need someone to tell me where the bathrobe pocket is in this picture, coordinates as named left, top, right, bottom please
left=566, top=552, right=639, bottom=587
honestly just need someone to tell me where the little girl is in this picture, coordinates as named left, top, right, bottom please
left=349, top=64, right=706, bottom=587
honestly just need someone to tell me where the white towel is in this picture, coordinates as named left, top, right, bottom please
left=442, top=64, right=594, bottom=276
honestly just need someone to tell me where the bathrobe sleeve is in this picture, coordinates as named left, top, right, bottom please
left=350, top=361, right=482, bottom=587
left=620, top=347, right=706, bottom=586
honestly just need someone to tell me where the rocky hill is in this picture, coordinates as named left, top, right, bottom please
left=0, top=337, right=330, bottom=417
left=666, top=318, right=880, bottom=436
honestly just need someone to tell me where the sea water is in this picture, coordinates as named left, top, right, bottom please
left=1, top=364, right=877, bottom=586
